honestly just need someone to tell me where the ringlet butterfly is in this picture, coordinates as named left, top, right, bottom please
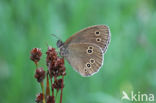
left=56, top=25, right=111, bottom=77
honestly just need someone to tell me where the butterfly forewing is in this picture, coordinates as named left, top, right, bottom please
left=64, top=25, right=111, bottom=53
left=64, top=43, right=103, bottom=76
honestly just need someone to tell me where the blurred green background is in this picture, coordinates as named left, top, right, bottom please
left=0, top=0, right=156, bottom=103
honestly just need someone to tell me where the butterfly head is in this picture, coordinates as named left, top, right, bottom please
left=57, top=40, right=64, bottom=48
left=56, top=40, right=68, bottom=57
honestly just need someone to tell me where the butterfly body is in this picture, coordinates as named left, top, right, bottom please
left=57, top=25, right=111, bottom=77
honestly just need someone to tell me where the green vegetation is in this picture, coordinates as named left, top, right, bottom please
left=0, top=0, right=156, bottom=103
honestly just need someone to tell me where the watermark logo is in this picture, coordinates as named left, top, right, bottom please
left=121, top=91, right=155, bottom=102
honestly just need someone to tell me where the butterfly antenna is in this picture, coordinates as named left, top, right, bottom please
left=45, top=42, right=50, bottom=48
left=51, top=34, right=61, bottom=40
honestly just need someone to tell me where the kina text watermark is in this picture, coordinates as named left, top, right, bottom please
left=121, top=91, right=155, bottom=102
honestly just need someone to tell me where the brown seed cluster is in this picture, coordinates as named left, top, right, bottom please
left=46, top=96, right=55, bottom=103
left=30, top=46, right=66, bottom=103
left=35, top=93, right=43, bottom=103
left=53, top=79, right=64, bottom=91
left=46, top=47, right=57, bottom=67
left=34, top=67, right=45, bottom=82
left=46, top=47, right=66, bottom=77
left=30, top=48, right=42, bottom=63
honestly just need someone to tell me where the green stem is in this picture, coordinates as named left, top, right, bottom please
left=41, top=82, right=46, bottom=103
left=60, top=76, right=64, bottom=103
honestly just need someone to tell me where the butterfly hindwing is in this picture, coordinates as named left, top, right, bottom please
left=64, top=43, right=103, bottom=76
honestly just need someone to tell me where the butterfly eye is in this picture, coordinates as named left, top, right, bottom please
left=95, top=31, right=100, bottom=36
left=60, top=51, right=65, bottom=56
left=96, top=38, right=101, bottom=42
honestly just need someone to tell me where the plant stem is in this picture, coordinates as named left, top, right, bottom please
left=50, top=77, right=54, bottom=97
left=60, top=87, right=63, bottom=103
left=60, top=76, right=64, bottom=103
left=41, top=82, right=46, bottom=103
left=35, top=62, right=38, bottom=68
left=46, top=73, right=50, bottom=97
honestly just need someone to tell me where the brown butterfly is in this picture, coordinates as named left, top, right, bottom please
left=56, top=25, right=111, bottom=77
